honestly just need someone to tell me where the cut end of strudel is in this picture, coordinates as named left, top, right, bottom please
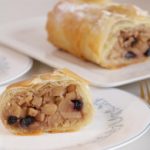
left=0, top=69, right=94, bottom=135
left=46, top=0, right=150, bottom=69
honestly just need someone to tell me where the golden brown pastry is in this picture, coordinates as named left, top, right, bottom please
left=46, top=0, right=150, bottom=69
left=0, top=69, right=93, bottom=135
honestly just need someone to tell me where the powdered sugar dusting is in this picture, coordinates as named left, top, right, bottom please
left=58, top=1, right=99, bottom=12
left=54, top=1, right=149, bottom=24
left=57, top=1, right=101, bottom=19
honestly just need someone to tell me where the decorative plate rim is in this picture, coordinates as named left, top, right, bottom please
left=0, top=49, right=33, bottom=86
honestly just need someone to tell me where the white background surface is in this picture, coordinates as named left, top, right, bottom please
left=0, top=0, right=150, bottom=149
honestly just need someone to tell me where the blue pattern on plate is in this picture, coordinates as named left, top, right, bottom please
left=60, top=98, right=123, bottom=150
left=94, top=98, right=123, bottom=141
left=0, top=56, right=9, bottom=73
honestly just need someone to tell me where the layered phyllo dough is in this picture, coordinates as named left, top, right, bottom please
left=0, top=69, right=93, bottom=135
left=46, top=0, right=150, bottom=68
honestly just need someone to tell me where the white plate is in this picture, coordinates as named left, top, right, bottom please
left=0, top=17, right=149, bottom=87
left=0, top=87, right=150, bottom=150
left=0, top=47, right=33, bottom=86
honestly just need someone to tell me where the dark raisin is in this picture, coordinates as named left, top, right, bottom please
left=144, top=48, right=150, bottom=57
left=20, top=116, right=35, bottom=128
left=7, top=116, right=18, bottom=125
left=125, top=51, right=137, bottom=59
left=71, top=100, right=83, bottom=111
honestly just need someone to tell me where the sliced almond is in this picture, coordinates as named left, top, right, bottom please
left=51, top=86, right=66, bottom=96
left=65, top=92, right=76, bottom=101
left=36, top=113, right=45, bottom=122
left=17, top=97, right=26, bottom=106
left=32, top=96, right=43, bottom=108
left=28, top=108, right=39, bottom=117
left=38, top=87, right=51, bottom=96
left=16, top=92, right=33, bottom=106
left=58, top=99, right=82, bottom=119
left=47, top=112, right=64, bottom=127
left=26, top=92, right=33, bottom=105
left=41, top=103, right=57, bottom=115
left=9, top=103, right=22, bottom=118
left=43, top=93, right=54, bottom=104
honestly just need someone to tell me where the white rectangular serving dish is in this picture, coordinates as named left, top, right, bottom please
left=0, top=17, right=149, bottom=87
